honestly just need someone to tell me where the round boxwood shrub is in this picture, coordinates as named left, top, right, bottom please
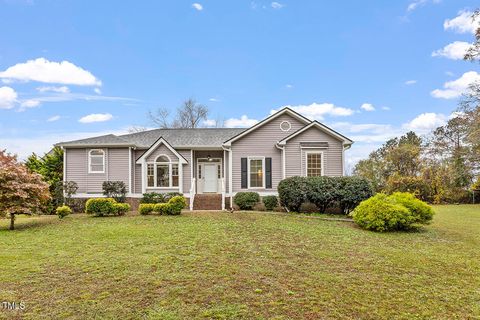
left=56, top=205, right=72, bottom=219
left=277, top=176, right=308, bottom=212
left=388, top=192, right=434, bottom=224
left=234, top=192, right=260, bottom=210
left=85, top=198, right=116, bottom=216
left=168, top=196, right=186, bottom=215
left=139, top=203, right=155, bottom=215
left=262, top=195, right=278, bottom=211
left=351, top=193, right=434, bottom=232
left=113, top=203, right=131, bottom=216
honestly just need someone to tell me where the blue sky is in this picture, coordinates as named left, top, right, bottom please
left=0, top=0, right=479, bottom=167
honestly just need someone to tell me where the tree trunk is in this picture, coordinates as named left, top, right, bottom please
left=9, top=214, right=15, bottom=230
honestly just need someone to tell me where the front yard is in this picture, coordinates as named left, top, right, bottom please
left=1, top=205, right=479, bottom=319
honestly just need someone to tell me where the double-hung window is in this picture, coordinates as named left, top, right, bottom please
left=89, top=149, right=105, bottom=173
left=248, top=157, right=265, bottom=188
left=306, top=152, right=323, bottom=177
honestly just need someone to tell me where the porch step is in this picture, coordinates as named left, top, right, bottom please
left=193, top=194, right=223, bottom=210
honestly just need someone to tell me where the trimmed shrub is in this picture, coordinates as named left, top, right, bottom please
left=154, top=203, right=169, bottom=215
left=262, top=196, right=278, bottom=211
left=140, top=192, right=165, bottom=204
left=56, top=205, right=72, bottom=219
left=102, top=181, right=127, bottom=203
left=234, top=192, right=260, bottom=210
left=278, top=176, right=308, bottom=212
left=306, top=176, right=339, bottom=213
left=113, top=203, right=131, bottom=216
left=337, top=176, right=374, bottom=214
left=140, top=196, right=186, bottom=215
left=168, top=196, right=186, bottom=215
left=351, top=193, right=434, bottom=232
left=389, top=192, right=434, bottom=224
left=139, top=203, right=155, bottom=215
left=85, top=198, right=116, bottom=216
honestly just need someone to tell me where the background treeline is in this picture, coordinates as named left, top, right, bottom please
left=354, top=107, right=479, bottom=203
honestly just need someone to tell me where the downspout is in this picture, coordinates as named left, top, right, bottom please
left=275, top=142, right=286, bottom=180
left=342, top=143, right=352, bottom=176
left=222, top=145, right=233, bottom=209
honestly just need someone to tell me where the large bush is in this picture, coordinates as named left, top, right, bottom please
left=102, top=181, right=127, bottom=203
left=85, top=198, right=116, bottom=216
left=336, top=176, right=374, bottom=214
left=234, top=192, right=260, bottom=210
left=278, top=176, right=308, bottom=212
left=351, top=192, right=434, bottom=232
left=262, top=195, right=278, bottom=211
left=385, top=175, right=432, bottom=202
left=306, top=176, right=339, bottom=213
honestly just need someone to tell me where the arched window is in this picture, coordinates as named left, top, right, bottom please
left=146, top=154, right=179, bottom=188
left=89, top=149, right=105, bottom=173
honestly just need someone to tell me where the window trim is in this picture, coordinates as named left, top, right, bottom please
left=145, top=154, right=179, bottom=189
left=247, top=156, right=265, bottom=189
left=88, top=149, right=105, bottom=174
left=305, top=151, right=324, bottom=177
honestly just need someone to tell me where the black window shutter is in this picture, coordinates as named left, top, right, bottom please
left=265, top=157, right=272, bottom=189
left=241, top=158, right=247, bottom=189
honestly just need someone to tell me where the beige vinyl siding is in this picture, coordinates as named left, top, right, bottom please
left=108, top=148, right=130, bottom=189
left=231, top=113, right=307, bottom=192
left=145, top=144, right=178, bottom=162
left=134, top=150, right=144, bottom=194
left=177, top=149, right=191, bottom=193
left=285, top=126, right=344, bottom=177
left=65, top=148, right=87, bottom=193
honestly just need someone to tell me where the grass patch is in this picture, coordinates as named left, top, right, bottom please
left=0, top=205, right=479, bottom=319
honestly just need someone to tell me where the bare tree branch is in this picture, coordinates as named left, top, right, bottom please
left=148, top=107, right=171, bottom=128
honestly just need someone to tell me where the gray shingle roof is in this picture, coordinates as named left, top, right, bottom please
left=57, top=128, right=246, bottom=148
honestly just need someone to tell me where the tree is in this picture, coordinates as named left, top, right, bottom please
left=464, top=10, right=480, bottom=62
left=149, top=98, right=209, bottom=128
left=25, top=147, right=64, bottom=213
left=0, top=150, right=50, bottom=230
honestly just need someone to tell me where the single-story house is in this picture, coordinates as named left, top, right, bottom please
left=56, top=107, right=353, bottom=210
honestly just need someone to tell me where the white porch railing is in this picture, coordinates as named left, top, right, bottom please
left=221, top=178, right=226, bottom=211
left=189, top=178, right=196, bottom=211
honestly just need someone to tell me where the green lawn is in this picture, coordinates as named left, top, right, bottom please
left=1, top=206, right=479, bottom=319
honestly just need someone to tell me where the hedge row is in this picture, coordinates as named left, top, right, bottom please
left=352, top=192, right=434, bottom=232
left=140, top=192, right=183, bottom=204
left=85, top=198, right=131, bottom=216
left=277, top=176, right=374, bottom=214
left=139, top=196, right=186, bottom=215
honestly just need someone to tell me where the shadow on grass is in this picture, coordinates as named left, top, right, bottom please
left=0, top=215, right=60, bottom=232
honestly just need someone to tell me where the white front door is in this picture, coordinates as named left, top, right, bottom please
left=203, top=164, right=218, bottom=193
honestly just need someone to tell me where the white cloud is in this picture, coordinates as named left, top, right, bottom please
left=381, top=106, right=391, bottom=111
left=406, top=0, right=440, bottom=12
left=19, top=99, right=41, bottom=111
left=192, top=3, right=203, bottom=11
left=203, top=119, right=217, bottom=127
left=224, top=115, right=258, bottom=128
left=285, top=84, right=293, bottom=89
left=431, top=71, right=480, bottom=99
left=0, top=58, right=101, bottom=86
left=445, top=71, right=455, bottom=77
left=360, top=103, right=375, bottom=112
left=78, top=113, right=113, bottom=123
left=432, top=41, right=471, bottom=60
left=402, top=112, right=447, bottom=133
left=330, top=122, right=393, bottom=134
left=271, top=2, right=284, bottom=9
left=272, top=102, right=354, bottom=121
left=0, top=86, right=17, bottom=109
left=47, top=115, right=61, bottom=122
left=208, top=97, right=220, bottom=102
left=94, top=88, right=102, bottom=94
left=36, top=86, right=70, bottom=93
left=444, top=10, right=478, bottom=34
left=405, top=80, right=417, bottom=85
